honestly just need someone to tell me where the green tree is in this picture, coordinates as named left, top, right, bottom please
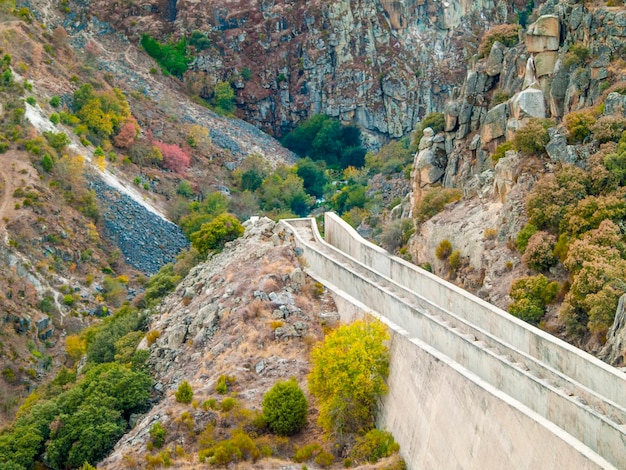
left=308, top=319, right=389, bottom=437
left=190, top=213, right=244, bottom=256
left=296, top=157, right=328, bottom=198
left=149, top=422, right=167, bottom=448
left=508, top=274, right=558, bottom=324
left=175, top=380, right=193, bottom=404
left=262, top=378, right=308, bottom=436
left=213, top=81, right=235, bottom=114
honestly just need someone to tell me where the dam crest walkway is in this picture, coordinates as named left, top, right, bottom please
left=280, top=213, right=626, bottom=470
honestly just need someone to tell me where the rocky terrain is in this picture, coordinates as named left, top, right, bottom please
left=80, top=0, right=537, bottom=145
left=99, top=217, right=379, bottom=468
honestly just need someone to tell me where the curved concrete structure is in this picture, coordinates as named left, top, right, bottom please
left=279, top=213, right=626, bottom=469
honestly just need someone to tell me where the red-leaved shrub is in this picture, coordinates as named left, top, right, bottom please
left=113, top=119, right=139, bottom=149
left=152, top=140, right=190, bottom=174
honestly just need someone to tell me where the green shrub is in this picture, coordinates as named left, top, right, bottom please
left=435, top=239, right=452, bottom=260
left=308, top=319, right=389, bottom=436
left=521, top=231, right=557, bottom=272
left=221, top=397, right=237, bottom=412
left=508, top=274, right=558, bottom=324
left=448, top=250, right=461, bottom=270
left=215, top=374, right=236, bottom=394
left=175, top=380, right=193, bottom=404
left=513, top=118, right=554, bottom=155
left=591, top=115, right=626, bottom=143
left=478, top=24, right=520, bottom=57
left=492, top=141, right=513, bottom=163
left=145, top=264, right=182, bottom=304
left=564, top=109, right=598, bottom=143
left=189, top=30, right=211, bottom=51
left=262, top=378, right=308, bottom=436
left=414, top=186, right=462, bottom=223
left=190, top=213, right=244, bottom=257
left=202, top=398, right=218, bottom=411
left=140, top=34, right=190, bottom=78
left=293, top=443, right=321, bottom=463
left=62, top=293, right=75, bottom=306
left=49, top=113, right=59, bottom=125
left=515, top=223, right=538, bottom=253
left=49, top=95, right=61, bottom=107
left=149, top=422, right=167, bottom=449
left=351, top=429, right=400, bottom=463
left=315, top=450, right=335, bottom=467
left=492, top=89, right=510, bottom=106
left=41, top=154, right=54, bottom=172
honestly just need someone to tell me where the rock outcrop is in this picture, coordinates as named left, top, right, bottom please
left=425, top=2, right=626, bottom=189
left=83, top=0, right=529, bottom=145
left=99, top=218, right=337, bottom=467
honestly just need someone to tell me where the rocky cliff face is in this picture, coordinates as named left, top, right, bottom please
left=87, top=0, right=532, bottom=145
left=423, top=1, right=626, bottom=191
left=405, top=1, right=626, bottom=346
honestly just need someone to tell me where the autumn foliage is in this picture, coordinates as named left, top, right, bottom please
left=113, top=119, right=139, bottom=149
left=308, top=319, right=389, bottom=437
left=152, top=139, right=191, bottom=174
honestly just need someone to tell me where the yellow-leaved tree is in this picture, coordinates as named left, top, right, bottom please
left=308, top=318, right=390, bottom=438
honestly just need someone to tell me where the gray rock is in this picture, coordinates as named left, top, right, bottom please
left=493, top=152, right=520, bottom=202
left=545, top=128, right=584, bottom=165
left=600, top=295, right=626, bottom=367
left=485, top=42, right=505, bottom=77
left=444, top=101, right=460, bottom=132
left=418, top=128, right=435, bottom=150
left=415, top=146, right=448, bottom=187
left=481, top=102, right=509, bottom=143
left=272, top=309, right=285, bottom=319
left=510, top=88, right=546, bottom=120
left=604, top=92, right=626, bottom=116
left=255, top=360, right=265, bottom=374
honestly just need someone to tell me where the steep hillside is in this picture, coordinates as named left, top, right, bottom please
left=0, top=0, right=295, bottom=425
left=404, top=1, right=626, bottom=357
left=81, top=0, right=541, bottom=144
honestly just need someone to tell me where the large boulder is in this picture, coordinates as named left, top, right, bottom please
left=604, top=92, right=626, bottom=116
left=535, top=51, right=558, bottom=78
left=525, top=15, right=560, bottom=53
left=545, top=128, right=586, bottom=166
left=485, top=41, right=506, bottom=77
left=414, top=144, right=448, bottom=187
left=493, top=151, right=520, bottom=202
left=510, top=88, right=546, bottom=120
left=418, top=127, right=435, bottom=150
left=444, top=101, right=460, bottom=132
left=481, top=102, right=509, bottom=143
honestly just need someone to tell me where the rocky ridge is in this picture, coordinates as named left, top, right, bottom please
left=83, top=0, right=534, bottom=145
left=99, top=217, right=344, bottom=468
left=405, top=1, right=626, bottom=351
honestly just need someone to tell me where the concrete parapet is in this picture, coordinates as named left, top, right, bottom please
left=322, top=212, right=626, bottom=413
left=279, top=215, right=626, bottom=469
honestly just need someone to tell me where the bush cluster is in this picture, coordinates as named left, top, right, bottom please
left=478, top=24, right=520, bottom=57
left=262, top=378, right=308, bottom=436
left=282, top=114, right=366, bottom=169
left=508, top=274, right=558, bottom=324
left=308, top=319, right=389, bottom=436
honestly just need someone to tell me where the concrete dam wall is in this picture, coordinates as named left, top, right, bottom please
left=279, top=214, right=626, bottom=469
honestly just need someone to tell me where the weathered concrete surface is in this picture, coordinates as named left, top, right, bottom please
left=280, top=214, right=626, bottom=469
left=323, top=213, right=626, bottom=414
